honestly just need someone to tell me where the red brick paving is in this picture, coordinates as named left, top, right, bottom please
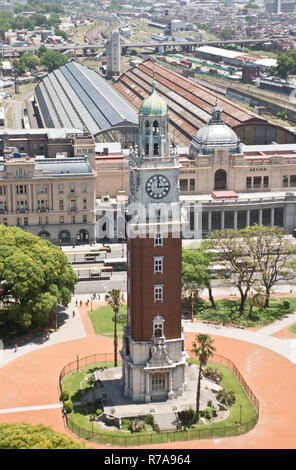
left=1, top=303, right=296, bottom=449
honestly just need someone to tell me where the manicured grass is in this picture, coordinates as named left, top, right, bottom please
left=288, top=323, right=296, bottom=334
left=89, top=305, right=126, bottom=339
left=187, top=359, right=257, bottom=428
left=62, top=359, right=257, bottom=445
left=193, top=297, right=296, bottom=328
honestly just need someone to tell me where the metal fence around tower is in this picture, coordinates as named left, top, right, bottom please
left=59, top=352, right=259, bottom=446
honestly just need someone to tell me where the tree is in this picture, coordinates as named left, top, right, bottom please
left=242, top=225, right=296, bottom=307
left=40, top=50, right=68, bottom=72
left=0, top=226, right=77, bottom=334
left=276, top=53, right=295, bottom=79
left=105, top=289, right=124, bottom=367
left=220, top=27, right=234, bottom=40
left=0, top=422, right=89, bottom=449
left=182, top=245, right=216, bottom=312
left=209, top=229, right=257, bottom=314
left=192, top=334, right=216, bottom=424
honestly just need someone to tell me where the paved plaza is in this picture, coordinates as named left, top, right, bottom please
left=1, top=292, right=296, bottom=448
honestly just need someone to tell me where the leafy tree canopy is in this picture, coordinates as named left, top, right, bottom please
left=0, top=422, right=89, bottom=449
left=0, top=225, right=77, bottom=330
left=40, top=49, right=68, bottom=72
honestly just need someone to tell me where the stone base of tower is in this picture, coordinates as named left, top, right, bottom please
left=121, top=327, right=187, bottom=403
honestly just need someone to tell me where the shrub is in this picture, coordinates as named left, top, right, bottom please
left=216, top=388, right=236, bottom=407
left=96, top=398, right=104, bottom=410
left=204, top=367, right=223, bottom=383
left=200, top=407, right=213, bottom=420
left=96, top=408, right=103, bottom=416
left=60, top=390, right=70, bottom=402
left=63, top=400, right=73, bottom=414
left=207, top=400, right=213, bottom=407
left=87, top=374, right=96, bottom=387
left=179, top=407, right=195, bottom=428
left=144, top=414, right=154, bottom=427
left=128, top=419, right=146, bottom=433
left=153, top=424, right=160, bottom=433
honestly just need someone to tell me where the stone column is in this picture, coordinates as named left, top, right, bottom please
left=221, top=211, right=225, bottom=230
left=124, top=364, right=130, bottom=397
left=168, top=369, right=174, bottom=400
left=259, top=209, right=262, bottom=225
left=234, top=210, right=238, bottom=230
left=208, top=211, right=212, bottom=233
left=271, top=207, right=275, bottom=226
left=246, top=210, right=250, bottom=227
left=145, top=372, right=151, bottom=403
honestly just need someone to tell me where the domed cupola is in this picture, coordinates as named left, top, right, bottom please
left=190, top=99, right=241, bottom=157
left=138, top=64, right=170, bottom=160
left=139, top=74, right=167, bottom=117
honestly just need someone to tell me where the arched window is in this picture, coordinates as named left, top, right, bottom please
left=152, top=374, right=165, bottom=391
left=59, top=230, right=71, bottom=242
left=214, top=169, right=227, bottom=190
left=78, top=229, right=89, bottom=242
left=145, top=143, right=149, bottom=155
left=145, top=120, right=150, bottom=135
left=153, top=143, right=159, bottom=156
left=153, top=120, right=159, bottom=135
left=38, top=231, right=50, bottom=240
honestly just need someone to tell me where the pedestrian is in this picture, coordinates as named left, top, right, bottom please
left=47, top=331, right=50, bottom=340
left=75, top=299, right=78, bottom=307
left=72, top=242, right=76, bottom=249
left=98, top=294, right=100, bottom=301
left=14, top=344, right=17, bottom=353
left=80, top=300, right=82, bottom=307
left=73, top=310, right=75, bottom=318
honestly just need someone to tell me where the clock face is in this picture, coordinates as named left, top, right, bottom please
left=146, top=174, right=170, bottom=200
left=130, top=171, right=135, bottom=195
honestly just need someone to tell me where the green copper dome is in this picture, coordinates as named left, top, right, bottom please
left=139, top=80, right=168, bottom=116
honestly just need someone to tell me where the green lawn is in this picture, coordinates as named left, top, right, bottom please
left=89, top=305, right=126, bottom=339
left=193, top=297, right=296, bottom=328
left=288, top=323, right=296, bottom=334
left=61, top=359, right=258, bottom=445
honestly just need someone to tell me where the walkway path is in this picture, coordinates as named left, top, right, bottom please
left=1, top=296, right=296, bottom=448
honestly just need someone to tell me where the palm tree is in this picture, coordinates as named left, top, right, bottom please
left=105, top=289, right=124, bottom=367
left=192, top=334, right=216, bottom=424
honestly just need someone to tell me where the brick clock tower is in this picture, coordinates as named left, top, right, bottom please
left=121, top=72, right=187, bottom=403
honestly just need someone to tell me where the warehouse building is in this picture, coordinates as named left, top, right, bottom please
left=114, top=59, right=296, bottom=148
left=34, top=61, right=139, bottom=147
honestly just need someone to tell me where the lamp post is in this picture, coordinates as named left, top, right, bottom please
left=240, top=403, right=242, bottom=425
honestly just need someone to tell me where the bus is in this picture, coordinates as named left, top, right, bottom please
left=103, top=257, right=127, bottom=272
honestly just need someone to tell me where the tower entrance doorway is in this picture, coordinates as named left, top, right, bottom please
left=214, top=169, right=227, bottom=190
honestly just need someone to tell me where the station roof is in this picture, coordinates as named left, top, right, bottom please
left=113, top=59, right=267, bottom=147
left=34, top=61, right=139, bottom=138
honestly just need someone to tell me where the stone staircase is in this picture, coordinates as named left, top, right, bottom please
left=154, top=412, right=178, bottom=431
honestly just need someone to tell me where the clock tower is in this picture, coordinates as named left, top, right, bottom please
left=121, top=71, right=187, bottom=403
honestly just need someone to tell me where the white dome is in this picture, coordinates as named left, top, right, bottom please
left=190, top=101, right=241, bottom=156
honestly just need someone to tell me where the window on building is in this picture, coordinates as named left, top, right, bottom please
left=38, top=217, right=42, bottom=225
left=290, top=175, right=296, bottom=187
left=3, top=218, right=7, bottom=226
left=154, top=285, right=163, bottom=302
left=83, top=215, right=87, bottom=224
left=17, top=217, right=21, bottom=226
left=0, top=186, right=6, bottom=195
left=39, top=184, right=47, bottom=194
left=71, top=215, right=75, bottom=224
left=154, top=257, right=163, bottom=273
left=246, top=177, right=252, bottom=189
left=180, top=179, right=188, bottom=192
left=82, top=199, right=87, bottom=210
left=190, top=179, right=195, bottom=192
left=60, top=216, right=64, bottom=224
left=16, top=168, right=26, bottom=177
left=152, top=374, right=165, bottom=391
left=70, top=184, right=75, bottom=193
left=59, top=184, right=63, bottom=194
left=16, top=185, right=27, bottom=195
left=59, top=200, right=64, bottom=211
left=253, top=176, right=262, bottom=189
left=283, top=176, right=288, bottom=187
left=82, top=183, right=87, bottom=193
left=45, top=217, right=48, bottom=225
left=24, top=217, right=28, bottom=226
left=263, top=176, right=269, bottom=188
left=154, top=233, right=163, bottom=247
left=0, top=201, right=6, bottom=212
left=70, top=200, right=76, bottom=211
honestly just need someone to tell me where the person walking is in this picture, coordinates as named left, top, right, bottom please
left=14, top=344, right=17, bottom=353
left=75, top=299, right=78, bottom=307
left=72, top=310, right=75, bottom=318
